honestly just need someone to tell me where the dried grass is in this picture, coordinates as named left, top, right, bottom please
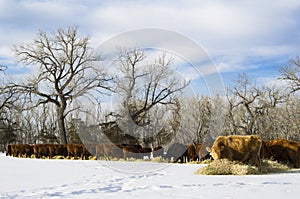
left=196, top=159, right=290, bottom=175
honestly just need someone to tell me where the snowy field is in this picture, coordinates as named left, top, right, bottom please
left=1, top=153, right=300, bottom=199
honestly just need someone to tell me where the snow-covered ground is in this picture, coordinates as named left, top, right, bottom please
left=1, top=153, right=300, bottom=199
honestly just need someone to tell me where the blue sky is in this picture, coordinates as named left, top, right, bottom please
left=1, top=0, right=300, bottom=91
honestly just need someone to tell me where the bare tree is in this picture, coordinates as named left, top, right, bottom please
left=0, top=66, right=17, bottom=116
left=226, top=74, right=262, bottom=135
left=0, top=84, right=19, bottom=117
left=226, top=73, right=287, bottom=138
left=177, top=96, right=211, bottom=144
left=0, top=67, right=20, bottom=148
left=12, top=26, right=112, bottom=144
left=108, top=49, right=189, bottom=146
left=274, top=96, right=300, bottom=140
left=279, top=56, right=300, bottom=93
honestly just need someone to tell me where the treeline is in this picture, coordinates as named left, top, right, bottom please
left=0, top=27, right=299, bottom=151
left=175, top=74, right=300, bottom=144
left=1, top=74, right=299, bottom=151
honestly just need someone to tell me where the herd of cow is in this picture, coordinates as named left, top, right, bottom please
left=4, top=142, right=202, bottom=162
left=4, top=135, right=300, bottom=169
left=206, top=135, right=300, bottom=169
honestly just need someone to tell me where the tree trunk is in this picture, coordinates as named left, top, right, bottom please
left=57, top=105, right=67, bottom=144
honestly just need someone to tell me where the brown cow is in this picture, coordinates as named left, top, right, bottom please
left=106, top=144, right=123, bottom=159
left=206, top=135, right=262, bottom=169
left=10, top=144, right=16, bottom=157
left=186, top=144, right=196, bottom=162
left=10, top=144, right=34, bottom=158
left=122, top=144, right=143, bottom=160
left=10, top=144, right=19, bottom=157
left=96, top=144, right=106, bottom=160
left=138, top=147, right=152, bottom=159
left=166, top=143, right=196, bottom=163
left=102, top=144, right=115, bottom=159
left=23, top=144, right=34, bottom=158
left=195, top=144, right=202, bottom=160
left=66, top=144, right=84, bottom=159
left=261, top=139, right=300, bottom=168
left=96, top=144, right=123, bottom=160
left=81, top=145, right=93, bottom=160
left=95, top=144, right=104, bottom=159
left=48, top=144, right=68, bottom=159
left=34, top=144, right=50, bottom=158
left=5, top=144, right=12, bottom=156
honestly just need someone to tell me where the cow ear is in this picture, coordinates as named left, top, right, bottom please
left=206, top=147, right=211, bottom=152
left=220, top=146, right=225, bottom=151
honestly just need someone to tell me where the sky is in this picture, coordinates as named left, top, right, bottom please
left=1, top=0, right=300, bottom=93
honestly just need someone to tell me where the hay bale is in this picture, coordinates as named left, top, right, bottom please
left=196, top=159, right=290, bottom=175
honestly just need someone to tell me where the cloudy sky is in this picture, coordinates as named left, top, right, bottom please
left=1, top=0, right=300, bottom=90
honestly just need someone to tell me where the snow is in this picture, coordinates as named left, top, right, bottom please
left=1, top=153, right=300, bottom=199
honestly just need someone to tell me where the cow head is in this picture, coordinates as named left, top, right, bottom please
left=206, top=145, right=224, bottom=160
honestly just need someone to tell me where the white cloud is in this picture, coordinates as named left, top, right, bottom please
left=1, top=0, right=300, bottom=81
left=249, top=45, right=297, bottom=58
left=256, top=77, right=291, bottom=90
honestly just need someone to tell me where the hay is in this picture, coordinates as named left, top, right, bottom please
left=195, top=159, right=290, bottom=175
